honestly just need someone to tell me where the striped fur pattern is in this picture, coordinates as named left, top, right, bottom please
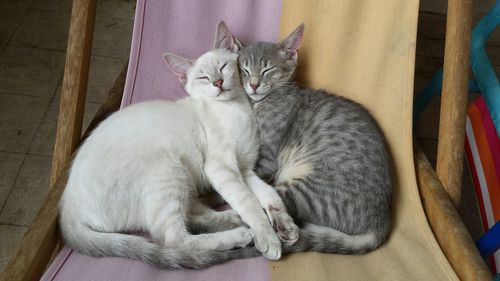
left=59, top=24, right=297, bottom=269
left=234, top=23, right=393, bottom=254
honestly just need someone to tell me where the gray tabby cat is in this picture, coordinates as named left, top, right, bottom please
left=223, top=22, right=392, bottom=254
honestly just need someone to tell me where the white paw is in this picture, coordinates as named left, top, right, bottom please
left=250, top=225, right=282, bottom=260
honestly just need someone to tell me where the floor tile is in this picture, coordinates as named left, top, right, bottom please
left=97, top=0, right=136, bottom=20
left=0, top=224, right=27, bottom=272
left=0, top=94, right=50, bottom=153
left=0, top=5, right=29, bottom=49
left=486, top=44, right=500, bottom=66
left=82, top=102, right=102, bottom=134
left=417, top=138, right=438, bottom=168
left=92, top=16, right=133, bottom=59
left=0, top=46, right=65, bottom=97
left=414, top=55, right=444, bottom=81
left=487, top=28, right=500, bottom=47
left=30, top=89, right=102, bottom=156
left=0, top=152, right=25, bottom=208
left=28, top=95, right=59, bottom=156
left=0, top=0, right=34, bottom=8
left=32, top=0, right=137, bottom=18
left=416, top=37, right=445, bottom=59
left=458, top=160, right=484, bottom=241
left=417, top=12, right=447, bottom=40
left=415, top=95, right=441, bottom=140
left=87, top=56, right=126, bottom=103
left=0, top=155, right=52, bottom=226
left=414, top=74, right=433, bottom=94
left=32, top=0, right=71, bottom=12
left=10, top=8, right=70, bottom=51
left=493, top=62, right=500, bottom=77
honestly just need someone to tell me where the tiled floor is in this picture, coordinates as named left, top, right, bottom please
left=0, top=0, right=135, bottom=271
left=0, top=0, right=498, bottom=274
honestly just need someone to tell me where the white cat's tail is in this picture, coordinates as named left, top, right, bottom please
left=60, top=222, right=260, bottom=269
left=284, top=223, right=386, bottom=254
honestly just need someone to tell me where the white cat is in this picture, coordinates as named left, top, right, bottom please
left=58, top=22, right=297, bottom=269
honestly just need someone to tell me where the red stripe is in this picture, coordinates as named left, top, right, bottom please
left=476, top=98, right=500, bottom=186
left=469, top=102, right=500, bottom=221
left=465, top=134, right=489, bottom=231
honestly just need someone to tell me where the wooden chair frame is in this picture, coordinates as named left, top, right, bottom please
left=0, top=0, right=493, bottom=280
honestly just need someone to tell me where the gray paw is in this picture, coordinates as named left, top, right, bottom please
left=268, top=205, right=299, bottom=246
left=233, top=227, right=254, bottom=248
left=223, top=210, right=245, bottom=226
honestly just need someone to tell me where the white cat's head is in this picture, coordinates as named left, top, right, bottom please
left=163, top=21, right=242, bottom=101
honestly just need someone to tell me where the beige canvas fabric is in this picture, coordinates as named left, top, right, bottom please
left=269, top=0, right=459, bottom=280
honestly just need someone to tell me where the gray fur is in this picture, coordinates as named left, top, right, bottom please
left=61, top=223, right=260, bottom=269
left=237, top=28, right=392, bottom=254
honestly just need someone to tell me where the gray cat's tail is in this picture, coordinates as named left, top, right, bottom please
left=284, top=223, right=385, bottom=254
left=60, top=222, right=260, bottom=269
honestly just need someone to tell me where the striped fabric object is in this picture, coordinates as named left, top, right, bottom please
left=465, top=95, right=500, bottom=273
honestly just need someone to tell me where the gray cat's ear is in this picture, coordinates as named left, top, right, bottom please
left=162, top=52, right=193, bottom=85
left=279, top=23, right=305, bottom=61
left=214, top=20, right=239, bottom=52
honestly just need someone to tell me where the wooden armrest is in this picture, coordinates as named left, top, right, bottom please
left=414, top=141, right=492, bottom=281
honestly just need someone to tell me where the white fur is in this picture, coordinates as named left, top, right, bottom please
left=276, top=145, right=314, bottom=185
left=304, top=224, right=377, bottom=249
left=59, top=48, right=285, bottom=265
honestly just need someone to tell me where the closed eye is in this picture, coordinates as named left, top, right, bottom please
left=261, top=67, right=276, bottom=76
left=220, top=63, right=227, bottom=72
left=197, top=76, right=209, bottom=80
left=241, top=67, right=250, bottom=75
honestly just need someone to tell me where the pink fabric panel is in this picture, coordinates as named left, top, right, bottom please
left=122, top=0, right=283, bottom=107
left=42, top=0, right=282, bottom=280
left=42, top=247, right=269, bottom=281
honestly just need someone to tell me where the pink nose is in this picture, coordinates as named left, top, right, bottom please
left=213, top=79, right=223, bottom=88
left=250, top=83, right=259, bottom=91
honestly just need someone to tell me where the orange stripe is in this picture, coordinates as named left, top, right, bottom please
left=469, top=104, right=500, bottom=220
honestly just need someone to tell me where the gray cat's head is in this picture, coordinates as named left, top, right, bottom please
left=163, top=21, right=241, bottom=101
left=236, top=24, right=304, bottom=101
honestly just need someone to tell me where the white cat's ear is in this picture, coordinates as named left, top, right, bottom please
left=280, top=23, right=305, bottom=61
left=214, top=20, right=239, bottom=52
left=234, top=37, right=245, bottom=50
left=163, top=52, right=194, bottom=85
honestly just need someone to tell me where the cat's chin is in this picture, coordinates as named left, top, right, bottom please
left=247, top=92, right=268, bottom=102
left=216, top=88, right=230, bottom=96
left=209, top=90, right=237, bottom=101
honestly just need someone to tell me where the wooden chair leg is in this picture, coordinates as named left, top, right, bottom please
left=436, top=0, right=472, bottom=207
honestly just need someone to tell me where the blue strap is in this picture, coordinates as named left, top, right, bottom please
left=477, top=221, right=500, bottom=257
left=470, top=0, right=500, bottom=138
